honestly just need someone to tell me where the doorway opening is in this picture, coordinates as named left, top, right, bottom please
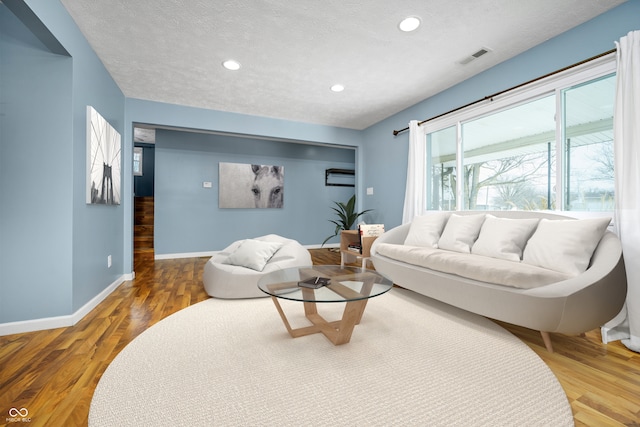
left=133, top=127, right=155, bottom=264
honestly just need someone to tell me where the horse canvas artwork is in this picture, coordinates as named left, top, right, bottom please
left=219, top=162, right=285, bottom=208
left=251, top=165, right=284, bottom=208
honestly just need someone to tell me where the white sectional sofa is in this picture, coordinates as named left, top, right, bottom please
left=370, top=211, right=627, bottom=351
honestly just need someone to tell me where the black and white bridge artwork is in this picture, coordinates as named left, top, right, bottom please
left=87, top=106, right=121, bottom=205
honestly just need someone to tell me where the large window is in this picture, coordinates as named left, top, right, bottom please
left=424, top=55, right=615, bottom=213
left=427, top=126, right=457, bottom=210
left=563, top=75, right=615, bottom=211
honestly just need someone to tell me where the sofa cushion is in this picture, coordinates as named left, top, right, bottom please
left=404, top=213, right=449, bottom=248
left=437, top=214, right=486, bottom=253
left=375, top=243, right=571, bottom=289
left=376, top=243, right=442, bottom=265
left=426, top=250, right=570, bottom=289
left=224, top=239, right=283, bottom=271
left=522, top=217, right=611, bottom=276
left=471, top=216, right=539, bottom=262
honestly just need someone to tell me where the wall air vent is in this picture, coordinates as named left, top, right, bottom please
left=459, top=47, right=492, bottom=65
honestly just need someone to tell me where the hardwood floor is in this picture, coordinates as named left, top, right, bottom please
left=133, top=197, right=154, bottom=251
left=0, top=248, right=638, bottom=426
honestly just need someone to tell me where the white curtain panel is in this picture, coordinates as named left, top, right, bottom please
left=402, top=120, right=426, bottom=224
left=602, top=30, right=640, bottom=353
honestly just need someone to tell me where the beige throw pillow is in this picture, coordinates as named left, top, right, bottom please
left=522, top=217, right=611, bottom=276
left=472, top=216, right=539, bottom=262
left=437, top=214, right=486, bottom=253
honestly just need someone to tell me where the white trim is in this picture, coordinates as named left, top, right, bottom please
left=422, top=53, right=616, bottom=214
left=555, top=86, right=565, bottom=210
left=423, top=53, right=616, bottom=132
left=154, top=244, right=339, bottom=260
left=455, top=121, right=464, bottom=209
left=0, top=315, right=72, bottom=337
left=155, top=251, right=219, bottom=260
left=71, top=273, right=132, bottom=324
left=305, top=243, right=340, bottom=250
left=0, top=274, right=130, bottom=336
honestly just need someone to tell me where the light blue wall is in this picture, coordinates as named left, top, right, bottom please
left=0, top=3, right=73, bottom=322
left=154, top=130, right=356, bottom=253
left=125, top=99, right=365, bottom=261
left=361, top=0, right=640, bottom=229
left=0, top=0, right=125, bottom=324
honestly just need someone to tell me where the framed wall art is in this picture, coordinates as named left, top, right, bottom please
left=219, top=162, right=284, bottom=209
left=86, top=106, right=121, bottom=205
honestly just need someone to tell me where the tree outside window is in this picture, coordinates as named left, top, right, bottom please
left=426, top=72, right=614, bottom=212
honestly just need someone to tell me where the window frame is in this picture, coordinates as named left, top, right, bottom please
left=419, top=53, right=616, bottom=217
left=133, top=146, right=143, bottom=177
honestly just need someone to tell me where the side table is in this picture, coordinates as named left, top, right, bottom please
left=340, top=230, right=377, bottom=269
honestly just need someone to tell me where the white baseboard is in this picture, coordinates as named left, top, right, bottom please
left=154, top=251, right=219, bottom=260
left=71, top=273, right=133, bottom=324
left=304, top=243, right=339, bottom=249
left=0, top=273, right=132, bottom=336
left=0, top=315, right=72, bottom=337
left=0, top=242, right=339, bottom=334
left=154, top=244, right=339, bottom=260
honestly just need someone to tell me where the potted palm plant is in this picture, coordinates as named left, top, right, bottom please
left=322, top=195, right=373, bottom=246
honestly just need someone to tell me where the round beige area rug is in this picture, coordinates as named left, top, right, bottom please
left=89, top=287, right=573, bottom=426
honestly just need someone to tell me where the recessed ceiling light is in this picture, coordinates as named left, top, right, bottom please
left=330, top=84, right=345, bottom=92
left=399, top=16, right=421, bottom=32
left=222, top=60, right=241, bottom=71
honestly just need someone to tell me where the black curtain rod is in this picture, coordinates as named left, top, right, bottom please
left=392, top=48, right=617, bottom=136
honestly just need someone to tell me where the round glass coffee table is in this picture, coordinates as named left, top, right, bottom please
left=257, top=265, right=393, bottom=345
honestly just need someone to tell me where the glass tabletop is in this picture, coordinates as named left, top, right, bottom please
left=257, top=265, right=393, bottom=303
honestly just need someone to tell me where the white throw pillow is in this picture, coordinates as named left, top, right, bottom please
left=225, top=239, right=283, bottom=271
left=472, top=216, right=539, bottom=262
left=437, top=214, right=486, bottom=253
left=522, top=217, right=611, bottom=276
left=404, top=213, right=449, bottom=247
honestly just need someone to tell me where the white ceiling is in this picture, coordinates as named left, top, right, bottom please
left=59, top=0, right=625, bottom=130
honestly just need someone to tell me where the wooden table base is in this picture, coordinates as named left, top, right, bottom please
left=269, top=296, right=368, bottom=345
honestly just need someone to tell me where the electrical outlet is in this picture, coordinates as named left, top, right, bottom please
left=366, top=187, right=374, bottom=195
left=107, top=255, right=112, bottom=268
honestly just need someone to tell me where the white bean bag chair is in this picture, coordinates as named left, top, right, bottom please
left=203, top=234, right=312, bottom=299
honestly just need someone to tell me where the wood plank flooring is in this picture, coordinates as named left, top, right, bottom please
left=0, top=248, right=639, bottom=426
left=134, top=197, right=154, bottom=251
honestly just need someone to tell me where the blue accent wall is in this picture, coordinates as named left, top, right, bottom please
left=154, top=130, right=356, bottom=254
left=361, top=0, right=640, bottom=230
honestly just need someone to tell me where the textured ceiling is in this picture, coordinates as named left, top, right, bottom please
left=59, top=0, right=625, bottom=130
